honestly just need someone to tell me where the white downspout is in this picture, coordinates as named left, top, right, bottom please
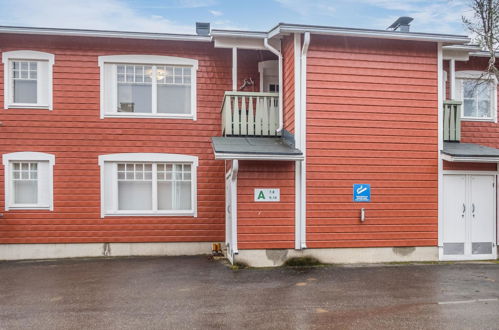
left=231, top=159, right=239, bottom=256
left=264, top=38, right=283, bottom=133
left=437, top=43, right=444, bottom=259
left=299, top=32, right=310, bottom=249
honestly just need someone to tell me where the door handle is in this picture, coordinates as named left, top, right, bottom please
left=472, top=203, right=475, bottom=218
left=462, top=203, right=465, bottom=217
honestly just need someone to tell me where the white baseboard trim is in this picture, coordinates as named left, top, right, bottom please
left=234, top=246, right=439, bottom=267
left=0, top=242, right=215, bottom=261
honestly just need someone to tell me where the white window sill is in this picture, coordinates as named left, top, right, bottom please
left=102, top=113, right=195, bottom=120
left=461, top=117, right=496, bottom=123
left=7, top=205, right=51, bottom=210
left=103, top=210, right=196, bottom=217
left=5, top=104, right=50, bottom=110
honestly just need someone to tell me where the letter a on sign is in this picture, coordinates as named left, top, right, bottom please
left=257, top=191, right=266, bottom=200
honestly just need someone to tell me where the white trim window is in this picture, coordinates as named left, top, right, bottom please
left=98, top=153, right=198, bottom=217
left=2, top=152, right=55, bottom=211
left=98, top=55, right=198, bottom=120
left=2, top=50, right=55, bottom=110
left=456, top=71, right=498, bottom=122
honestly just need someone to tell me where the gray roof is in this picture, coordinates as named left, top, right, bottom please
left=211, top=137, right=303, bottom=160
left=443, top=142, right=499, bottom=158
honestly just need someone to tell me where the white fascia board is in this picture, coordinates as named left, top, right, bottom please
left=269, top=24, right=470, bottom=44
left=214, top=153, right=304, bottom=161
left=211, top=30, right=267, bottom=39
left=0, top=26, right=211, bottom=42
left=441, top=153, right=499, bottom=163
left=214, top=37, right=266, bottom=50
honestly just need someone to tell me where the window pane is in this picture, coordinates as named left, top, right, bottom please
left=118, top=181, right=152, bottom=210
left=463, top=80, right=475, bottom=98
left=14, top=80, right=37, bottom=103
left=158, top=181, right=173, bottom=210
left=176, top=181, right=192, bottom=210
left=463, top=99, right=475, bottom=117
left=117, top=65, right=152, bottom=113
left=157, top=85, right=191, bottom=114
left=478, top=100, right=491, bottom=118
left=14, top=181, right=38, bottom=204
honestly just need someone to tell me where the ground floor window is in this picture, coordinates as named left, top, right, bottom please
left=2, top=152, right=55, bottom=210
left=99, top=153, right=198, bottom=217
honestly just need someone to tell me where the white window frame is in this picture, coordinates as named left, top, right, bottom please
left=456, top=70, right=498, bottom=123
left=2, top=152, right=55, bottom=211
left=98, top=153, right=198, bottom=218
left=2, top=50, right=55, bottom=110
left=98, top=55, right=198, bottom=120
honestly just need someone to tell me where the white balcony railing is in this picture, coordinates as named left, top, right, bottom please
left=443, top=100, right=461, bottom=142
left=221, top=91, right=280, bottom=136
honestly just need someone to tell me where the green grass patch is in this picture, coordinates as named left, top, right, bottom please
left=284, top=256, right=322, bottom=267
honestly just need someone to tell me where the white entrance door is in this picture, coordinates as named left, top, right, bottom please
left=442, top=174, right=497, bottom=260
left=470, top=175, right=496, bottom=257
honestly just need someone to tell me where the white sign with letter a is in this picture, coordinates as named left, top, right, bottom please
left=254, top=188, right=280, bottom=202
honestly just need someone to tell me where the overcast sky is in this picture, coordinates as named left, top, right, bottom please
left=0, top=0, right=473, bottom=35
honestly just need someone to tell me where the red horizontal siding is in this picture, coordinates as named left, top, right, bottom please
left=237, top=161, right=295, bottom=249
left=282, top=35, right=295, bottom=133
left=306, top=35, right=438, bottom=248
left=0, top=34, right=257, bottom=244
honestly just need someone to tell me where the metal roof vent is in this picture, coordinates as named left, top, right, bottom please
left=196, top=22, right=210, bottom=36
left=387, top=16, right=414, bottom=32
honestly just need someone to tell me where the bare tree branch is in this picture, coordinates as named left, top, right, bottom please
left=463, top=0, right=499, bottom=80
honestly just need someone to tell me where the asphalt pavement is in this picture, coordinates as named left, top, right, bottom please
left=0, top=256, right=498, bottom=330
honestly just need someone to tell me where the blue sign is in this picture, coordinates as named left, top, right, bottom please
left=353, top=184, right=371, bottom=202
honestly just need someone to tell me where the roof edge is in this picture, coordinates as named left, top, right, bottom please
left=0, top=25, right=212, bottom=42
left=268, top=23, right=470, bottom=44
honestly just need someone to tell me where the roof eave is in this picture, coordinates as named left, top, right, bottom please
left=214, top=152, right=304, bottom=161
left=441, top=153, right=499, bottom=163
left=0, top=26, right=212, bottom=42
left=269, top=23, right=470, bottom=44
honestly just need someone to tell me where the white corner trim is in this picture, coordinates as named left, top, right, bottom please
left=2, top=50, right=55, bottom=110
left=98, top=153, right=198, bottom=218
left=97, top=54, right=198, bottom=70
left=2, top=152, right=56, bottom=211
left=437, top=43, right=444, bottom=248
left=98, top=54, right=198, bottom=120
left=98, top=153, right=198, bottom=167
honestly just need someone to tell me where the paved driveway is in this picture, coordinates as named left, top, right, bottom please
left=0, top=256, right=498, bottom=329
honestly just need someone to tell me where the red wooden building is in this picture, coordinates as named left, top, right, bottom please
left=0, top=20, right=497, bottom=266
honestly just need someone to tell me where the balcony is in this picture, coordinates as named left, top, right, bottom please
left=443, top=100, right=461, bottom=142
left=221, top=91, right=280, bottom=136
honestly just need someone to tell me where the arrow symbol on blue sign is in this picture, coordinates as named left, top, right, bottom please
left=356, top=185, right=367, bottom=194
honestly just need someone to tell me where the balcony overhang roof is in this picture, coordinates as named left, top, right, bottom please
left=442, top=142, right=499, bottom=163
left=211, top=137, right=303, bottom=161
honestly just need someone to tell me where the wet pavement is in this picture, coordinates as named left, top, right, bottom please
left=0, top=256, right=498, bottom=330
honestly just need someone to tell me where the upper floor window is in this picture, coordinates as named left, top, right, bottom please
left=98, top=55, right=198, bottom=120
left=2, top=152, right=55, bottom=211
left=456, top=71, right=498, bottom=122
left=2, top=50, right=55, bottom=110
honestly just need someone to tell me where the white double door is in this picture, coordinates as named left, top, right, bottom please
left=442, top=174, right=497, bottom=260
